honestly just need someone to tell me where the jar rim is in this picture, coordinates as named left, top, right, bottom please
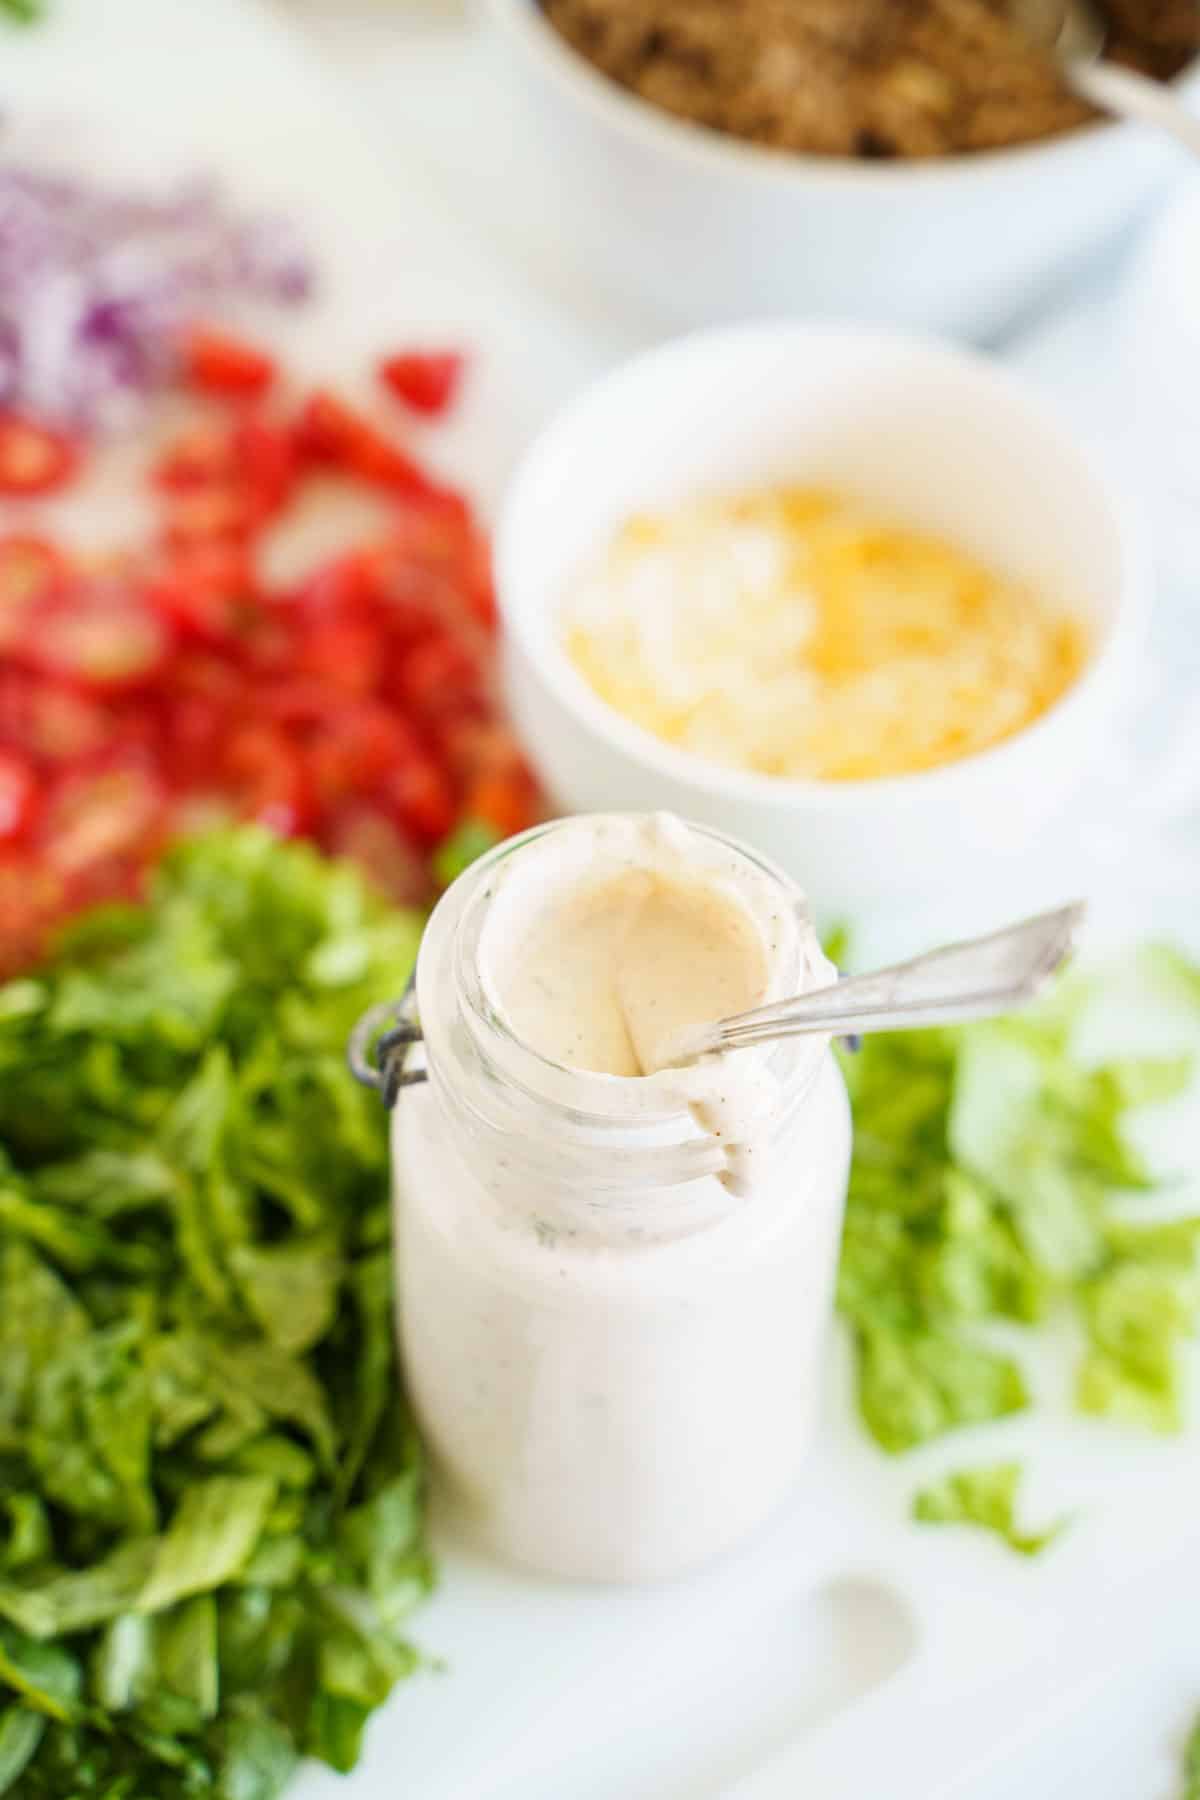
left=412, top=812, right=834, bottom=1207
left=451, top=813, right=822, bottom=1127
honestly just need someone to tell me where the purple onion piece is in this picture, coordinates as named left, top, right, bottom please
left=0, top=165, right=313, bottom=433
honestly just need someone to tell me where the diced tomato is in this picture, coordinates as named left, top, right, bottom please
left=294, top=391, right=441, bottom=498
left=0, top=853, right=65, bottom=977
left=323, top=804, right=432, bottom=907
left=147, top=542, right=257, bottom=645
left=0, top=674, right=114, bottom=763
left=379, top=755, right=456, bottom=847
left=259, top=679, right=335, bottom=730
left=463, top=766, right=538, bottom=841
left=368, top=497, right=471, bottom=579
left=0, top=414, right=79, bottom=497
left=30, top=599, right=172, bottom=692
left=159, top=695, right=226, bottom=783
left=152, top=424, right=238, bottom=492
left=232, top=415, right=296, bottom=522
left=169, top=792, right=237, bottom=838
left=434, top=718, right=523, bottom=785
left=359, top=529, right=487, bottom=642
left=223, top=725, right=314, bottom=837
left=161, top=485, right=254, bottom=547
left=170, top=649, right=246, bottom=708
left=391, top=634, right=482, bottom=719
left=66, top=856, right=152, bottom=918
left=461, top=530, right=499, bottom=631
left=307, top=704, right=417, bottom=806
left=0, top=334, right=538, bottom=967
left=294, top=616, right=381, bottom=697
left=0, top=750, right=39, bottom=842
left=291, top=550, right=375, bottom=619
left=379, top=350, right=464, bottom=418
left=0, top=536, right=68, bottom=649
left=41, top=759, right=166, bottom=876
left=183, top=327, right=277, bottom=398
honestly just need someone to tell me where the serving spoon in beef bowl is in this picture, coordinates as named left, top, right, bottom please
left=1010, top=0, right=1200, bottom=154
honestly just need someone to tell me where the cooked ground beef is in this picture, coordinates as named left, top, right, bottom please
left=539, top=0, right=1200, bottom=157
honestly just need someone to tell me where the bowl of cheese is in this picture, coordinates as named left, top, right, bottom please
left=495, top=323, right=1143, bottom=920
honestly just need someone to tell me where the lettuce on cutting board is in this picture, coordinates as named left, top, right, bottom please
left=0, top=829, right=426, bottom=1799
left=912, top=1463, right=1065, bottom=1556
left=837, top=946, right=1200, bottom=1454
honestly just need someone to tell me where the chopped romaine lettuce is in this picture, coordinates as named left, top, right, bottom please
left=837, top=942, right=1200, bottom=1454
left=913, top=1463, right=1064, bottom=1557
left=0, top=828, right=428, bottom=1799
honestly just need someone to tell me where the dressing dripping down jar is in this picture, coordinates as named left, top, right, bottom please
left=353, top=814, right=850, bottom=1583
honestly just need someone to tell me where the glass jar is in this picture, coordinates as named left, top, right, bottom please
left=387, top=817, right=850, bottom=1583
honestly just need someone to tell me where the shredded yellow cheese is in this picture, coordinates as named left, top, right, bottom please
left=563, top=488, right=1088, bottom=782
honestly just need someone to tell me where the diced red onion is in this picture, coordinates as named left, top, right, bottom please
left=0, top=166, right=312, bottom=433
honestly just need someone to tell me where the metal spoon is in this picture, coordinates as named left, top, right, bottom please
left=660, top=901, right=1084, bottom=1065
left=1010, top=0, right=1200, bottom=156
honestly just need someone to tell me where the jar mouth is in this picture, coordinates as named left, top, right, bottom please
left=450, top=813, right=828, bottom=1127
left=409, top=813, right=836, bottom=1211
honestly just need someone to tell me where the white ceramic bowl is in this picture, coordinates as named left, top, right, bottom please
left=495, top=322, right=1144, bottom=922
left=484, top=0, right=1200, bottom=341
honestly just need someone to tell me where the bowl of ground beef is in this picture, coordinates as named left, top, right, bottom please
left=483, top=0, right=1200, bottom=337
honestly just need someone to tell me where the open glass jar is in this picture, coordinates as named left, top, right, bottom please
left=366, top=815, right=850, bottom=1583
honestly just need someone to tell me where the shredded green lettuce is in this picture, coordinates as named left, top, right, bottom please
left=837, top=942, right=1200, bottom=1454
left=0, top=828, right=428, bottom=1798
left=912, top=1463, right=1065, bottom=1556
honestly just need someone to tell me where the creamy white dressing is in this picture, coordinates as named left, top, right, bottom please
left=393, top=813, right=851, bottom=1582
left=475, top=813, right=806, bottom=1190
left=484, top=864, right=766, bottom=1078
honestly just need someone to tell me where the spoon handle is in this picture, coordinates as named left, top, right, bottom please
left=1065, top=60, right=1200, bottom=159
left=682, top=901, right=1085, bottom=1057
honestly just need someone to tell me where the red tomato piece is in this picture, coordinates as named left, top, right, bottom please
left=0, top=853, right=65, bottom=977
left=152, top=424, right=238, bottom=492
left=0, top=414, right=79, bottom=496
left=0, top=750, right=40, bottom=842
left=391, top=633, right=483, bottom=719
left=161, top=485, right=254, bottom=547
left=323, top=804, right=432, bottom=907
left=0, top=536, right=68, bottom=649
left=224, top=725, right=314, bottom=837
left=169, top=648, right=247, bottom=708
left=183, top=327, right=277, bottom=398
left=367, top=496, right=472, bottom=579
left=461, top=529, right=499, bottom=631
left=232, top=415, right=296, bottom=522
left=294, top=391, right=442, bottom=499
left=0, top=674, right=114, bottom=763
left=294, top=616, right=382, bottom=697
left=169, top=792, right=237, bottom=838
left=434, top=718, right=523, bottom=785
left=41, top=759, right=166, bottom=877
left=379, top=755, right=456, bottom=847
left=464, top=766, right=539, bottom=841
left=147, top=542, right=257, bottom=645
left=307, top=704, right=418, bottom=806
left=379, top=350, right=464, bottom=418
left=159, top=693, right=229, bottom=784
left=291, top=550, right=375, bottom=619
left=161, top=651, right=245, bottom=780
left=259, top=679, right=336, bottom=731
left=30, top=599, right=172, bottom=692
